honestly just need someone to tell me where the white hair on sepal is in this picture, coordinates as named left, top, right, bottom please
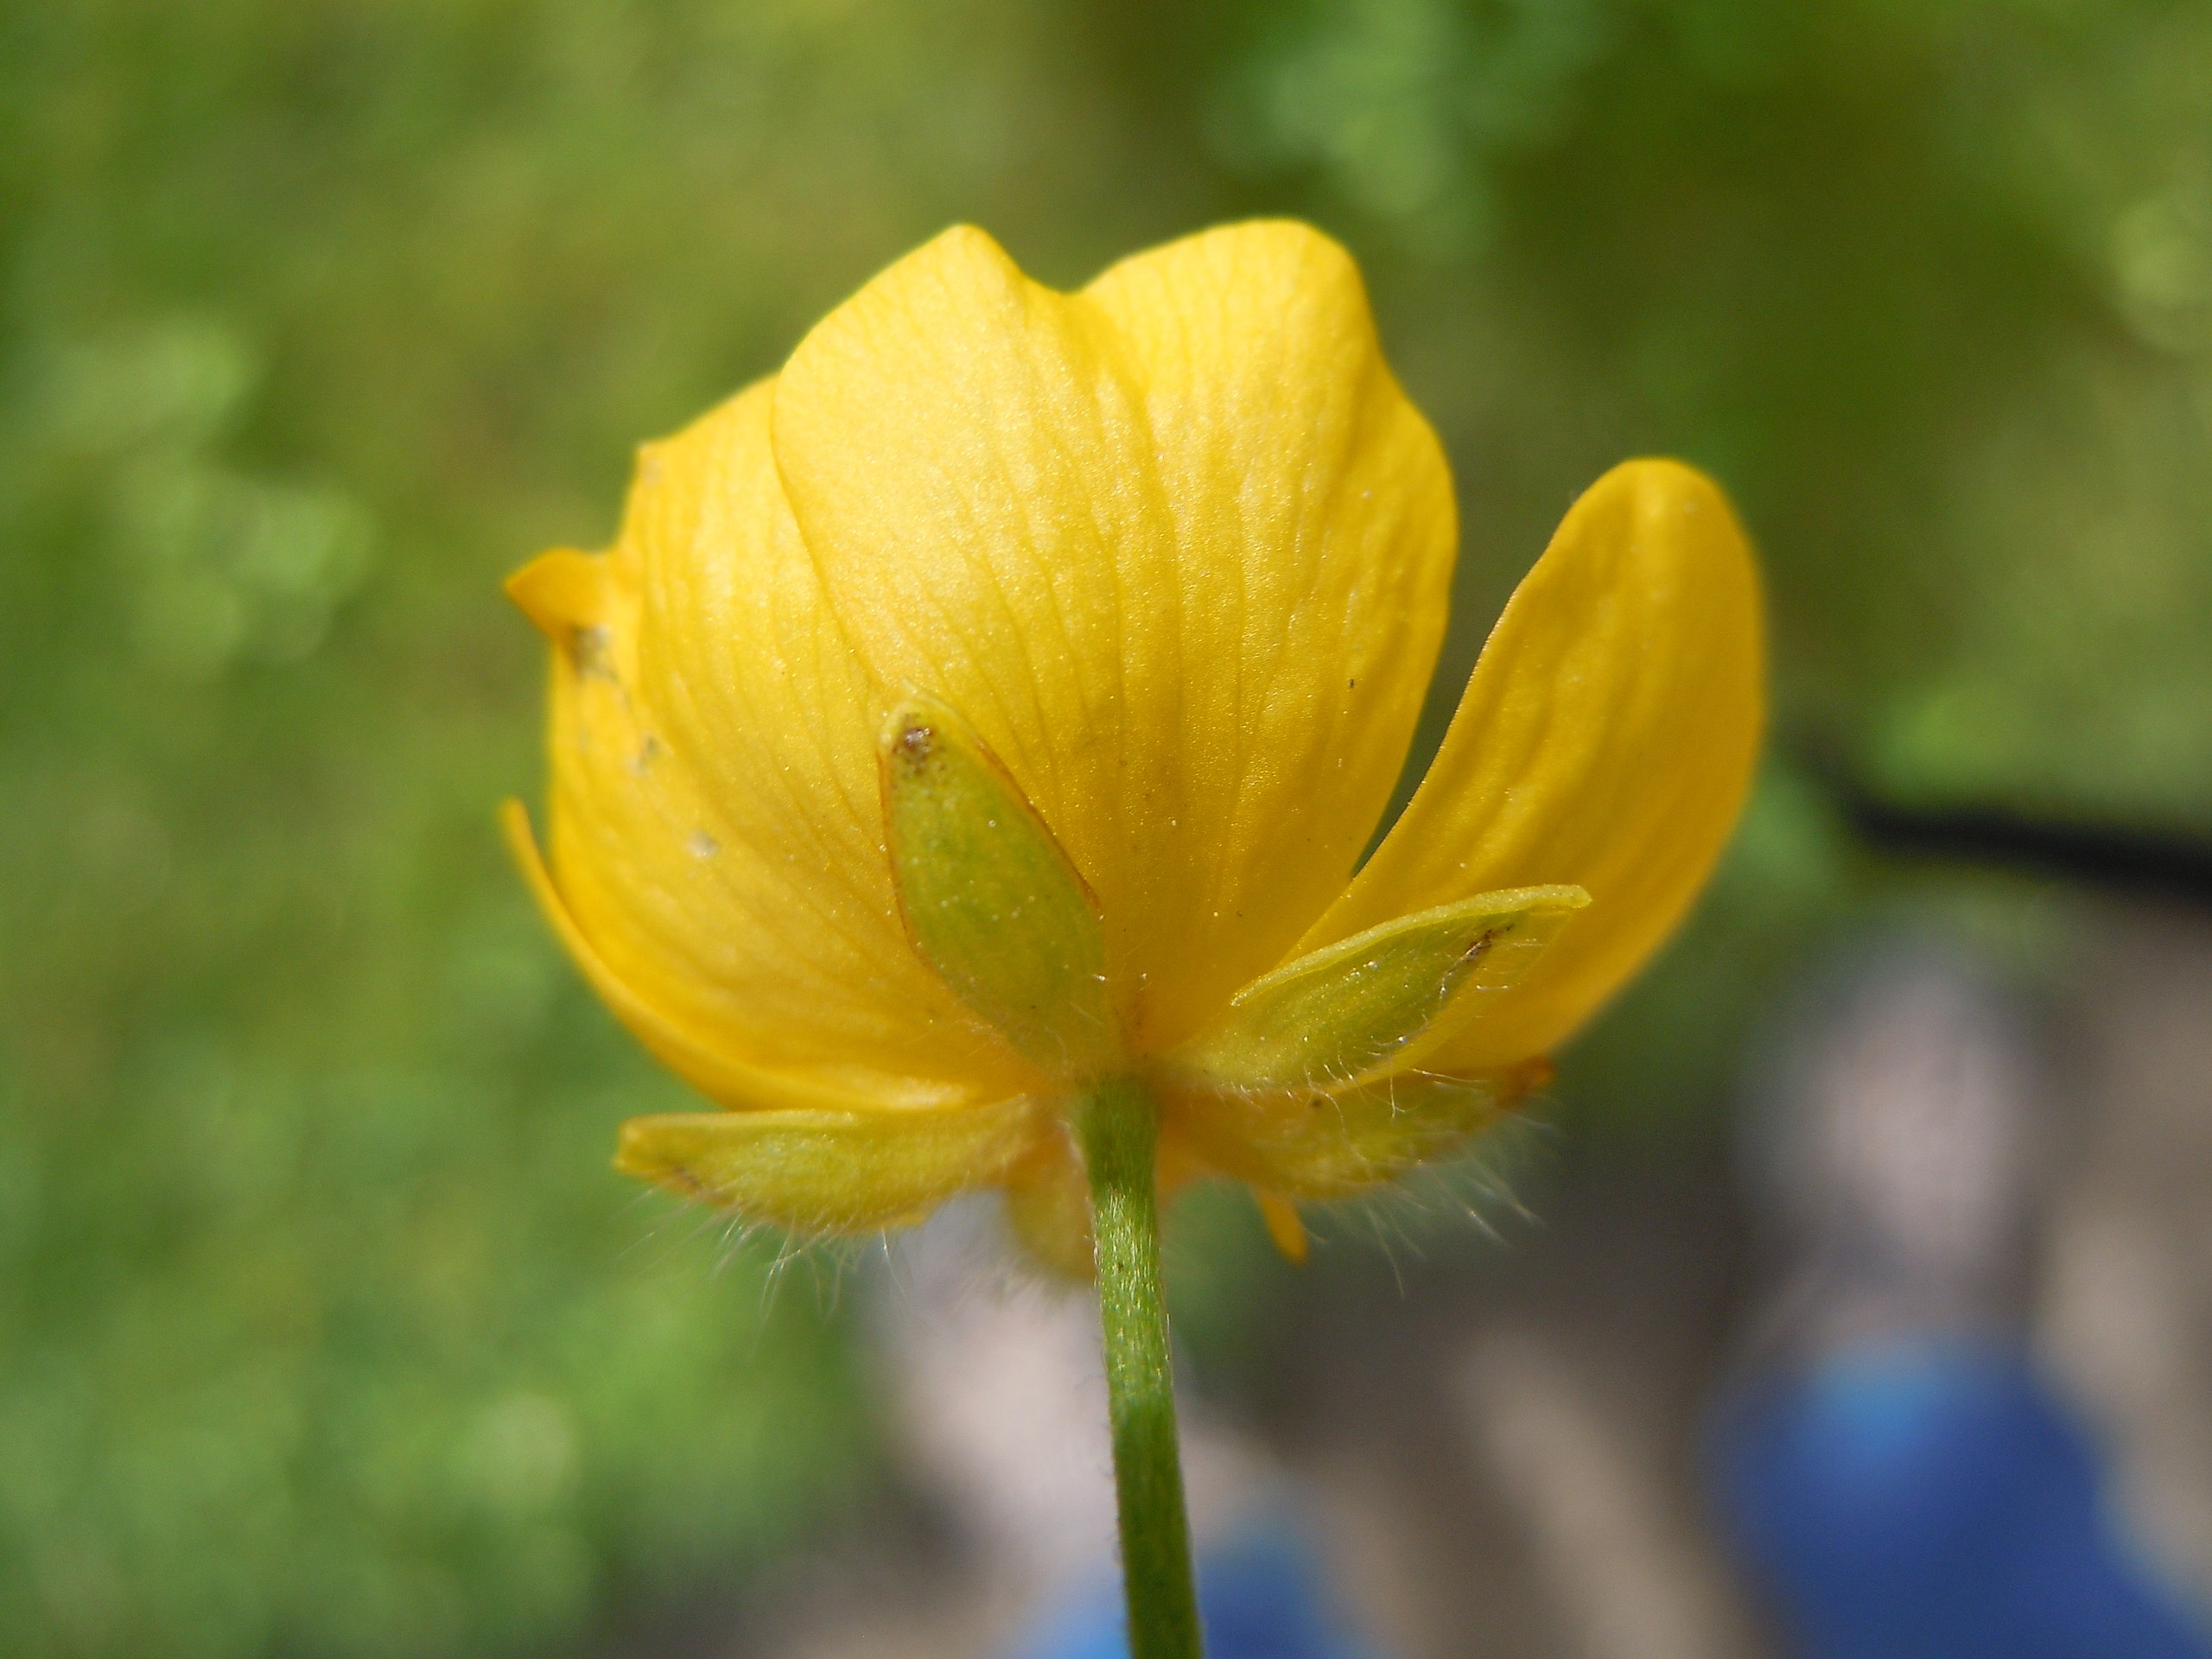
left=614, top=1174, right=887, bottom=1324
left=1305, top=1104, right=1554, bottom=1280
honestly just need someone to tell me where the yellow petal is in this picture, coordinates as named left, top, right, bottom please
left=771, top=222, right=1453, bottom=1052
left=1299, top=459, right=1764, bottom=1069
left=505, top=801, right=961, bottom=1111
left=505, top=547, right=613, bottom=649
left=1168, top=1064, right=1546, bottom=1201
left=523, top=380, right=1033, bottom=1107
left=1162, top=885, right=1586, bottom=1095
left=615, top=1096, right=1045, bottom=1236
left=1083, top=222, right=1458, bottom=1044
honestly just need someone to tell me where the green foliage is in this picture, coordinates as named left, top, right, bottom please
left=3, top=0, right=2210, bottom=1654
left=1216, top=0, right=2212, bottom=829
left=0, top=4, right=1164, bottom=1654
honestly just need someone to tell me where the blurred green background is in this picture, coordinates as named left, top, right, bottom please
left=3, top=1, right=2210, bottom=1654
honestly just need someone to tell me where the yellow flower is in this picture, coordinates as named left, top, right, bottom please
left=504, top=220, right=1763, bottom=1273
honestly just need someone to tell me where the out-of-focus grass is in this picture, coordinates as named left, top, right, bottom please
left=0, top=6, right=1195, bottom=1654
left=3, top=2, right=2209, bottom=1655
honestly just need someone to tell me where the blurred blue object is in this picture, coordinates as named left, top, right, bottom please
left=1011, top=1524, right=1380, bottom=1659
left=1713, top=1338, right=2212, bottom=1659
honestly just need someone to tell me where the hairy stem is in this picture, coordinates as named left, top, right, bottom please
left=1075, top=1075, right=1205, bottom=1659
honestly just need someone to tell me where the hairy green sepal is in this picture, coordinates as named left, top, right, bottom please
left=1172, top=1071, right=1531, bottom=1198
left=613, top=1098, right=1041, bottom=1233
left=880, top=695, right=1116, bottom=1077
left=1165, top=886, right=1588, bottom=1094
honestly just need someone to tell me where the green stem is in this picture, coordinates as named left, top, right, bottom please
left=1075, top=1075, right=1205, bottom=1659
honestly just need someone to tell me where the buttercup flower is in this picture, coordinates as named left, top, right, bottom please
left=505, top=220, right=1763, bottom=1274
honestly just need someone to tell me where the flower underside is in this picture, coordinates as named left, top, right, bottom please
left=504, top=219, right=1764, bottom=1273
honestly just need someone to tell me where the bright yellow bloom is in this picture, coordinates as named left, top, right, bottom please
left=504, top=220, right=1763, bottom=1272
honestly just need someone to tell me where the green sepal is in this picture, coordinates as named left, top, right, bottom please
left=880, top=695, right=1118, bottom=1078
left=614, top=1096, right=1041, bottom=1235
left=1162, top=886, right=1587, bottom=1095
left=1166, top=1063, right=1548, bottom=1199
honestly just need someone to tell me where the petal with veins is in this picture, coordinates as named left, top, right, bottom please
left=1302, top=459, right=1764, bottom=1069
left=773, top=223, right=1452, bottom=1052
left=517, top=381, right=1034, bottom=1104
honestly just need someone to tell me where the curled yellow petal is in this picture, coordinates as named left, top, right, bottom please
left=505, top=548, right=614, bottom=651
left=615, top=1096, right=1046, bottom=1236
left=1302, top=459, right=1764, bottom=1069
left=1163, top=886, right=1587, bottom=1095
